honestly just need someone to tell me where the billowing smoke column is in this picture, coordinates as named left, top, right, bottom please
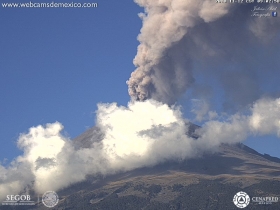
left=127, top=0, right=231, bottom=104
left=127, top=0, right=280, bottom=106
left=1, top=0, right=280, bottom=201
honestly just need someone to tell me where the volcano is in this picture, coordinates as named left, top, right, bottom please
left=20, top=124, right=280, bottom=210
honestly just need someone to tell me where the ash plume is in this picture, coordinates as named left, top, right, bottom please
left=1, top=0, right=280, bottom=202
left=127, top=0, right=280, bottom=106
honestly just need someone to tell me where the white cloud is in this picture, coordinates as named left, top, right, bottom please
left=1, top=98, right=280, bottom=200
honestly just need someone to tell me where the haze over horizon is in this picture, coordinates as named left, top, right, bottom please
left=1, top=0, right=280, bottom=200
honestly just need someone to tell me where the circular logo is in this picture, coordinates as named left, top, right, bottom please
left=233, top=191, right=250, bottom=208
left=42, top=191, right=59, bottom=208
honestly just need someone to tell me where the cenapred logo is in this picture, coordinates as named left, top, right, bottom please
left=233, top=191, right=250, bottom=208
left=42, top=191, right=59, bottom=208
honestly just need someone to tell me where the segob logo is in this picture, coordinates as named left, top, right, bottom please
left=2, top=194, right=35, bottom=206
left=6, top=195, right=31, bottom=201
left=42, top=191, right=59, bottom=208
left=233, top=191, right=250, bottom=208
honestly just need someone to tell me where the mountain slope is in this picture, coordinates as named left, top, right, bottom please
left=51, top=139, right=280, bottom=210
left=7, top=124, right=279, bottom=210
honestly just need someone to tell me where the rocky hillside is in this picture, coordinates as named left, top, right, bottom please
left=2, top=125, right=280, bottom=210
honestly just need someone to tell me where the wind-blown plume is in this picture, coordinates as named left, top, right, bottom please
left=1, top=0, right=280, bottom=202
left=127, top=0, right=280, bottom=107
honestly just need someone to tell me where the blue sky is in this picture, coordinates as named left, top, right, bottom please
left=0, top=0, right=143, bottom=162
left=1, top=0, right=280, bottom=164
